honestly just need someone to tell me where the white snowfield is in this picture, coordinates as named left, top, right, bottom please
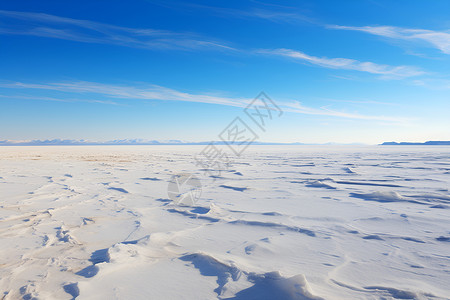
left=0, top=145, right=449, bottom=300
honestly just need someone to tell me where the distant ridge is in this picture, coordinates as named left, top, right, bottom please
left=0, top=139, right=366, bottom=146
left=381, top=141, right=450, bottom=145
left=0, top=139, right=306, bottom=146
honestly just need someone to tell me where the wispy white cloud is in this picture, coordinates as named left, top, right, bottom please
left=260, top=48, right=425, bottom=79
left=330, top=25, right=450, bottom=55
left=200, top=7, right=314, bottom=24
left=1, top=81, right=249, bottom=107
left=148, top=1, right=316, bottom=24
left=278, top=100, right=410, bottom=124
left=0, top=9, right=426, bottom=82
left=411, top=78, right=450, bottom=89
left=0, top=10, right=234, bottom=51
left=0, top=94, right=121, bottom=105
left=320, top=98, right=401, bottom=106
left=1, top=80, right=410, bottom=124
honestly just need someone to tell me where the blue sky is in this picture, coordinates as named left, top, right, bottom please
left=0, top=0, right=449, bottom=144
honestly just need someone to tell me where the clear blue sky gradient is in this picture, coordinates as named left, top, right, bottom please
left=1, top=0, right=449, bottom=144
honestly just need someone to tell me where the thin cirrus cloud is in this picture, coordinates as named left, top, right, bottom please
left=280, top=101, right=410, bottom=124
left=0, top=10, right=425, bottom=81
left=1, top=81, right=249, bottom=108
left=330, top=25, right=450, bottom=55
left=0, top=94, right=121, bottom=105
left=260, top=48, right=425, bottom=79
left=147, top=0, right=316, bottom=24
left=0, top=9, right=234, bottom=51
left=1, top=80, right=410, bottom=124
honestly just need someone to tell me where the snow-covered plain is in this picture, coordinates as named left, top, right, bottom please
left=0, top=145, right=449, bottom=300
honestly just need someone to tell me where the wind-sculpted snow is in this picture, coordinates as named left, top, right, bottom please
left=0, top=145, right=449, bottom=299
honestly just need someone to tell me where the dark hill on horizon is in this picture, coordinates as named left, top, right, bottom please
left=381, top=141, right=450, bottom=145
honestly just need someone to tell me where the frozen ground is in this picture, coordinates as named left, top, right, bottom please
left=0, top=145, right=449, bottom=300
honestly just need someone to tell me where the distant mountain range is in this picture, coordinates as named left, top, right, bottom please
left=0, top=139, right=308, bottom=146
left=7, top=139, right=449, bottom=146
left=381, top=141, right=450, bottom=145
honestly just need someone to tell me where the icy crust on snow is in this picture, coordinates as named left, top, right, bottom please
left=0, top=145, right=449, bottom=299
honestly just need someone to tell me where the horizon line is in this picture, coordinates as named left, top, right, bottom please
left=1, top=139, right=449, bottom=146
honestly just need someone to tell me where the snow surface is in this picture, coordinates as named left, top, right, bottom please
left=0, top=145, right=449, bottom=299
